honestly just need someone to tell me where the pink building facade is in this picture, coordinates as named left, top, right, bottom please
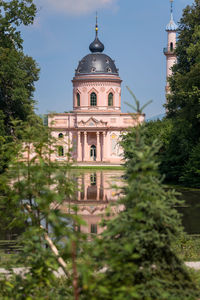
left=48, top=20, right=144, bottom=164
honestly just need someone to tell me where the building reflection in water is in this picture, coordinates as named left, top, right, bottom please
left=63, top=171, right=124, bottom=235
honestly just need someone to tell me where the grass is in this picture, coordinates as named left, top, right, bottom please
left=165, top=183, right=200, bottom=192
left=1, top=235, right=200, bottom=269
left=173, top=235, right=200, bottom=261
left=0, top=251, right=22, bottom=268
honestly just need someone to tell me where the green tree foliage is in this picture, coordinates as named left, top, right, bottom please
left=0, top=119, right=85, bottom=299
left=79, top=92, right=198, bottom=300
left=180, top=141, right=200, bottom=188
left=0, top=0, right=39, bottom=172
left=165, top=0, right=200, bottom=184
left=0, top=0, right=37, bottom=49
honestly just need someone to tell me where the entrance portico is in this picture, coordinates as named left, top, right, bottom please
left=77, top=130, right=107, bottom=162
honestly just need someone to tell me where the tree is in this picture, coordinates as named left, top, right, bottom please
left=0, top=0, right=37, bottom=49
left=0, top=0, right=39, bottom=172
left=79, top=91, right=198, bottom=299
left=0, top=119, right=85, bottom=299
left=0, top=49, right=40, bottom=134
left=180, top=141, right=200, bottom=188
left=165, top=0, right=200, bottom=183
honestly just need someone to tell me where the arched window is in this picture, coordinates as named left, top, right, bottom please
left=90, top=92, right=97, bottom=106
left=77, top=93, right=80, bottom=106
left=58, top=133, right=64, bottom=139
left=58, top=146, right=64, bottom=157
left=170, top=42, right=173, bottom=52
left=108, top=92, right=113, bottom=106
left=90, top=145, right=96, bottom=161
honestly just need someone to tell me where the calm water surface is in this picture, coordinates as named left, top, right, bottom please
left=71, top=170, right=200, bottom=235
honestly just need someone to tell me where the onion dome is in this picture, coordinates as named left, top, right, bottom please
left=75, top=14, right=119, bottom=76
left=89, top=38, right=104, bottom=53
left=166, top=0, right=178, bottom=31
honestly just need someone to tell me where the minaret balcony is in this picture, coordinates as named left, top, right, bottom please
left=163, top=47, right=175, bottom=55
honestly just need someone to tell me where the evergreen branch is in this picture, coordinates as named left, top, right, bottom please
left=25, top=204, right=69, bottom=278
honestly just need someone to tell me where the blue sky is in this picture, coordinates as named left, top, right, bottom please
left=21, top=0, right=194, bottom=118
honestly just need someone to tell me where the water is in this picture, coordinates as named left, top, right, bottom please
left=176, top=190, right=200, bottom=234
left=1, top=170, right=199, bottom=240
left=70, top=170, right=200, bottom=235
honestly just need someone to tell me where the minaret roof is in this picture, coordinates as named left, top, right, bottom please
left=166, top=0, right=178, bottom=31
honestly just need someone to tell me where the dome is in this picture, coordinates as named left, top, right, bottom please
left=89, top=37, right=104, bottom=53
left=75, top=53, right=119, bottom=76
left=166, top=17, right=178, bottom=31
left=75, top=17, right=119, bottom=76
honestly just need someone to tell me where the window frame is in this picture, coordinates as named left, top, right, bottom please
left=91, top=224, right=97, bottom=234
left=77, top=92, right=80, bottom=107
left=108, top=92, right=114, bottom=106
left=90, top=92, right=97, bottom=106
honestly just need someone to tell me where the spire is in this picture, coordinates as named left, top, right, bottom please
left=89, top=13, right=104, bottom=53
left=95, top=11, right=98, bottom=38
left=170, top=0, right=173, bottom=16
left=166, top=0, right=178, bottom=31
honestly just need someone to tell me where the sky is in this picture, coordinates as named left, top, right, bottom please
left=21, top=0, right=194, bottom=119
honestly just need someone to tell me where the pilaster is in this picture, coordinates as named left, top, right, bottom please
left=77, top=131, right=82, bottom=161
left=96, top=131, right=100, bottom=161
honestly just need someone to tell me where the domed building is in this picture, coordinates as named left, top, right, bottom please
left=48, top=19, right=144, bottom=164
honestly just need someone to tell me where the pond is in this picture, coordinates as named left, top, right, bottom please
left=68, top=170, right=200, bottom=235
left=0, top=170, right=199, bottom=242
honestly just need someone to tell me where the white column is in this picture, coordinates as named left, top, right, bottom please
left=68, top=131, right=72, bottom=161
left=102, top=131, right=106, bottom=162
left=77, top=131, right=82, bottom=161
left=96, top=131, right=100, bottom=161
left=96, top=172, right=100, bottom=201
left=84, top=131, right=88, bottom=161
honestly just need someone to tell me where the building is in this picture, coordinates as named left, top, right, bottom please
left=164, top=0, right=178, bottom=94
left=48, top=18, right=144, bottom=164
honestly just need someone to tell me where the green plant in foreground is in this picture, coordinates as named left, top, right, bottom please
left=0, top=119, right=85, bottom=299
left=79, top=89, right=199, bottom=300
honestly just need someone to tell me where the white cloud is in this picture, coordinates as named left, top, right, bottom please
left=38, top=0, right=119, bottom=15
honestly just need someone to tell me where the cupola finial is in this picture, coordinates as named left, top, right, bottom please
left=95, top=11, right=98, bottom=38
left=166, top=0, right=178, bottom=31
left=89, top=13, right=105, bottom=53
left=170, top=0, right=174, bottom=20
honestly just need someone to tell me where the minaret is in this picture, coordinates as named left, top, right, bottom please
left=164, top=0, right=178, bottom=94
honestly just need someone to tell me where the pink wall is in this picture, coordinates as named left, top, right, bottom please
left=72, top=74, right=122, bottom=111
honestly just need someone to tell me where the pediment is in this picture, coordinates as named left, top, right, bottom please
left=78, top=117, right=107, bottom=128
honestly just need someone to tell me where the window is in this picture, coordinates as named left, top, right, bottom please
left=58, top=146, right=64, bottom=157
left=77, top=93, right=80, bottom=106
left=90, top=92, right=97, bottom=106
left=108, top=92, right=113, bottom=106
left=90, top=173, right=97, bottom=186
left=170, top=42, right=173, bottom=52
left=90, top=145, right=96, bottom=161
left=91, top=224, right=97, bottom=234
left=58, top=133, right=64, bottom=139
